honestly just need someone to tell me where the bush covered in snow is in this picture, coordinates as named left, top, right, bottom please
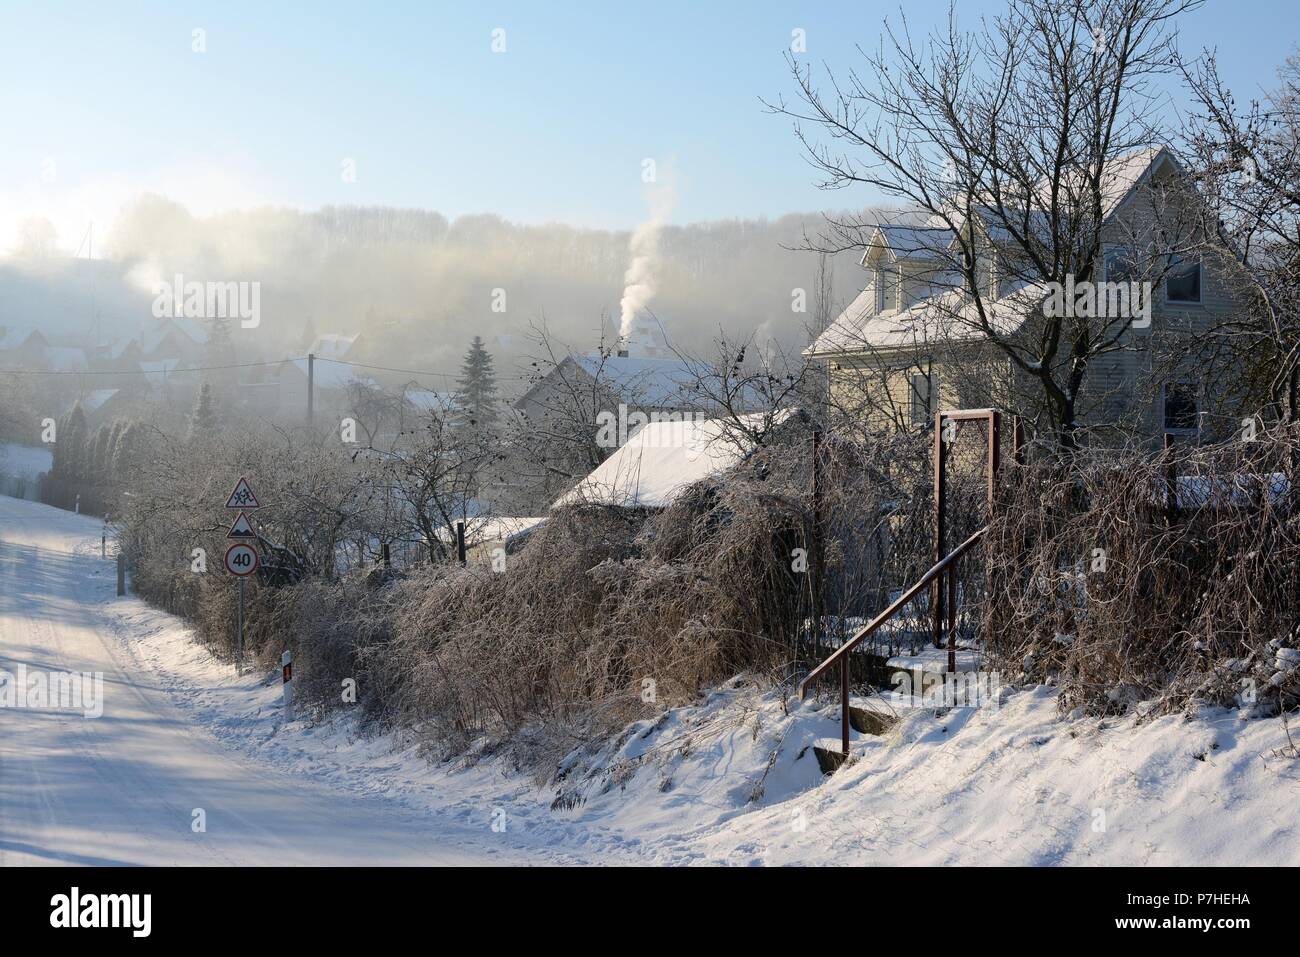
left=986, top=425, right=1300, bottom=719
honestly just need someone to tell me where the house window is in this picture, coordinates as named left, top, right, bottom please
left=910, top=372, right=937, bottom=426
left=1105, top=248, right=1139, bottom=283
left=1166, top=256, right=1201, bottom=304
left=874, top=266, right=885, bottom=313
left=1163, top=382, right=1199, bottom=433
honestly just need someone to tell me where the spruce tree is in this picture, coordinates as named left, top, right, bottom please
left=189, top=382, right=217, bottom=440
left=454, top=335, right=500, bottom=428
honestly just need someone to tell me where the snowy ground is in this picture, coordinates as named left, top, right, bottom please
left=3, top=493, right=1299, bottom=865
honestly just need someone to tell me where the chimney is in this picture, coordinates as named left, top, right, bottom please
left=616, top=334, right=630, bottom=358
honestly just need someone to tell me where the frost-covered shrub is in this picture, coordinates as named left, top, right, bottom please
left=986, top=426, right=1300, bottom=717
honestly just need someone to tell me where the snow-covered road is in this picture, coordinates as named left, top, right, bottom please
left=0, top=496, right=541, bottom=866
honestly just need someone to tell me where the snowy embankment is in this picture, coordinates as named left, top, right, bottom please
left=107, top=594, right=1300, bottom=865
left=6, top=494, right=1297, bottom=865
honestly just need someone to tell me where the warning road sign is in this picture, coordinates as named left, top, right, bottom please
left=224, top=542, right=260, bottom=577
left=227, top=512, right=257, bottom=539
left=225, top=477, right=261, bottom=510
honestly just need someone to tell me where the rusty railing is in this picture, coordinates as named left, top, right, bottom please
left=797, top=524, right=989, bottom=760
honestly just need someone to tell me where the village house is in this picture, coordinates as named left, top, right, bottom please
left=805, top=147, right=1256, bottom=446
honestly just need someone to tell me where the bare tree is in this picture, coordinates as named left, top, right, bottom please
left=1181, top=49, right=1300, bottom=422
left=769, top=0, right=1203, bottom=448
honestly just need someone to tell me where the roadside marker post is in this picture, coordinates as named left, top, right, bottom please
left=116, top=552, right=125, bottom=596
left=281, top=650, right=293, bottom=721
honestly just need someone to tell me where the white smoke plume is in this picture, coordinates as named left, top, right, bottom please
left=618, top=185, right=675, bottom=350
left=618, top=221, right=662, bottom=343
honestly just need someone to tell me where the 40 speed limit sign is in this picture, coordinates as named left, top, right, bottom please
left=224, top=542, right=260, bottom=577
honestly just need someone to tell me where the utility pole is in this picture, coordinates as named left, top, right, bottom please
left=306, top=352, right=315, bottom=425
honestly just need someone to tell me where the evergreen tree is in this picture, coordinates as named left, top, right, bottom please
left=90, top=424, right=112, bottom=478
left=189, top=382, right=217, bottom=440
left=454, top=336, right=499, bottom=428
left=59, top=401, right=88, bottom=482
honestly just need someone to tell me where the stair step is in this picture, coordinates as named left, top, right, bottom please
left=848, top=706, right=897, bottom=736
left=812, top=745, right=849, bottom=775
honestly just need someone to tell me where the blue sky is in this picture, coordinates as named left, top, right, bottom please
left=1, top=0, right=1296, bottom=248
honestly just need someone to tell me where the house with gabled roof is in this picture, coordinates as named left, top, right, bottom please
left=806, top=146, right=1255, bottom=445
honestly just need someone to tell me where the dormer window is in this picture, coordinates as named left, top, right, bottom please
left=1166, top=256, right=1202, bottom=304
left=874, top=265, right=885, bottom=313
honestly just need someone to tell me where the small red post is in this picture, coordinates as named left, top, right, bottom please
left=840, top=656, right=850, bottom=758
left=811, top=430, right=825, bottom=659
left=932, top=411, right=947, bottom=650
left=947, top=561, right=958, bottom=674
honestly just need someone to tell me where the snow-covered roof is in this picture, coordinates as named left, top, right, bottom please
left=810, top=147, right=1174, bottom=358
left=404, top=389, right=460, bottom=414
left=435, top=516, right=548, bottom=546
left=0, top=327, right=46, bottom=351
left=140, top=318, right=209, bottom=354
left=308, top=333, right=360, bottom=360
left=41, top=347, right=88, bottom=371
left=80, top=389, right=120, bottom=414
left=553, top=410, right=785, bottom=509
left=869, top=224, right=956, bottom=262
left=570, top=353, right=695, bottom=408
left=284, top=356, right=372, bottom=391
left=809, top=280, right=1048, bottom=355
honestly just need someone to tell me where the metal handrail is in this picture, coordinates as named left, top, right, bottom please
left=797, top=524, right=988, bottom=759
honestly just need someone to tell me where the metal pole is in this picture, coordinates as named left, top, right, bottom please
left=306, top=352, right=315, bottom=426
left=237, top=577, right=245, bottom=671
left=932, top=411, right=947, bottom=650
left=811, top=429, right=824, bottom=659
left=456, top=521, right=467, bottom=566
left=840, top=656, right=850, bottom=759
left=947, top=561, right=958, bottom=674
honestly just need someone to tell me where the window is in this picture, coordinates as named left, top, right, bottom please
left=1163, top=382, right=1199, bottom=433
left=873, top=266, right=885, bottom=313
left=1166, top=256, right=1201, bottom=303
left=1105, top=248, right=1139, bottom=283
left=910, top=372, right=937, bottom=426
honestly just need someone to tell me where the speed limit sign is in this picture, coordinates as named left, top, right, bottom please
left=224, top=542, right=260, bottom=577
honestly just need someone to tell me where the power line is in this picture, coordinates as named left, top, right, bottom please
left=0, top=358, right=301, bottom=377
left=313, top=356, right=535, bottom=381
left=0, top=354, right=540, bottom=382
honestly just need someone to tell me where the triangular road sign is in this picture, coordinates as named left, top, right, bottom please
left=225, top=477, right=261, bottom=509
left=227, top=511, right=258, bottom=539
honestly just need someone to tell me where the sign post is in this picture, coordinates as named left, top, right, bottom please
left=224, top=478, right=263, bottom=673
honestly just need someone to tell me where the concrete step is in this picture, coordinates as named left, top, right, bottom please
left=811, top=706, right=899, bottom=775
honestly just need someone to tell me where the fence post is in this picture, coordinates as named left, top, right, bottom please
left=932, top=411, right=947, bottom=650
left=840, top=656, right=849, bottom=759
left=116, top=552, right=125, bottom=596
left=281, top=649, right=294, bottom=720
left=811, top=429, right=825, bottom=660
left=456, top=521, right=467, bottom=566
